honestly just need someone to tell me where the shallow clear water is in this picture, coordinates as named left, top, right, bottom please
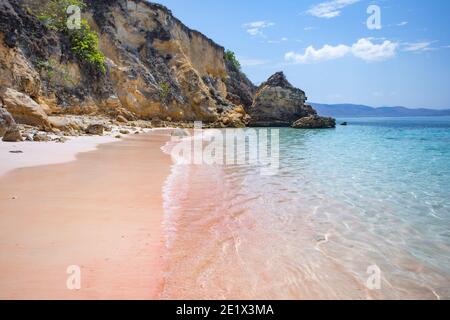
left=161, top=117, right=450, bottom=299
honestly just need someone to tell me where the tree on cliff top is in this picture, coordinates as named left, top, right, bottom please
left=224, top=50, right=241, bottom=70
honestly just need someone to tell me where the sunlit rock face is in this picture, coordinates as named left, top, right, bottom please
left=0, top=0, right=251, bottom=126
left=248, top=72, right=314, bottom=127
left=248, top=72, right=335, bottom=128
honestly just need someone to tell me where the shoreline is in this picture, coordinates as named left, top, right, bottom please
left=0, top=135, right=117, bottom=178
left=0, top=130, right=172, bottom=299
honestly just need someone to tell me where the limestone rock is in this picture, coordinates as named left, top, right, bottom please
left=248, top=72, right=313, bottom=127
left=292, top=116, right=336, bottom=129
left=106, top=95, right=121, bottom=108
left=0, top=87, right=51, bottom=129
left=224, top=60, right=256, bottom=110
left=0, top=107, right=16, bottom=137
left=86, top=124, right=105, bottom=135
left=48, top=116, right=82, bottom=133
left=116, top=115, right=128, bottom=123
left=33, top=133, right=50, bottom=142
left=2, top=126, right=22, bottom=142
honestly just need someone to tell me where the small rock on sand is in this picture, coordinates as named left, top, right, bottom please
left=116, top=115, right=128, bottom=123
left=315, top=235, right=327, bottom=243
left=86, top=124, right=105, bottom=135
left=2, top=127, right=22, bottom=142
left=33, top=133, right=50, bottom=142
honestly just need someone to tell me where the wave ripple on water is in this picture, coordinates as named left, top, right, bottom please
left=160, top=118, right=450, bottom=299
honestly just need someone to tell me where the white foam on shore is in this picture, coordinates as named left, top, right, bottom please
left=0, top=135, right=117, bottom=178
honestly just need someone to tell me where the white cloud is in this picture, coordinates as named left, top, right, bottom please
left=285, top=38, right=398, bottom=64
left=307, top=0, right=360, bottom=19
left=240, top=59, right=269, bottom=67
left=352, top=38, right=398, bottom=61
left=304, top=26, right=316, bottom=31
left=243, top=21, right=275, bottom=36
left=285, top=44, right=350, bottom=63
left=397, top=21, right=408, bottom=27
left=403, top=41, right=435, bottom=52
left=281, top=37, right=288, bottom=41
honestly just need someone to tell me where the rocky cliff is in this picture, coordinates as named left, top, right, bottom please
left=0, top=0, right=334, bottom=141
left=0, top=0, right=252, bottom=129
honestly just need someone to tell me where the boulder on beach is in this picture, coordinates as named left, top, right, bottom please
left=0, top=107, right=16, bottom=137
left=85, top=124, right=106, bottom=136
left=0, top=87, right=51, bottom=130
left=33, top=133, right=50, bottom=142
left=2, top=126, right=22, bottom=142
left=292, top=115, right=336, bottom=129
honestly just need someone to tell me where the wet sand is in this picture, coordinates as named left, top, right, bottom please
left=0, top=131, right=171, bottom=299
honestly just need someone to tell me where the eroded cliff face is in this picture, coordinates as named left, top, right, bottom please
left=0, top=0, right=251, bottom=127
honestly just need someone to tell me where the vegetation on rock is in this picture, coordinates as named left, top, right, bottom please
left=159, top=82, right=171, bottom=99
left=224, top=50, right=241, bottom=70
left=69, top=20, right=106, bottom=74
left=34, top=0, right=106, bottom=74
left=36, top=0, right=85, bottom=30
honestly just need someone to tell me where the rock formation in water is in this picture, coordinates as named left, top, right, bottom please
left=249, top=72, right=310, bottom=127
left=248, top=72, right=335, bottom=128
left=0, top=0, right=334, bottom=138
left=292, top=115, right=336, bottom=129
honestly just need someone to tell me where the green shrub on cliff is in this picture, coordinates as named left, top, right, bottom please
left=159, top=82, right=171, bottom=99
left=34, top=0, right=106, bottom=74
left=69, top=20, right=106, bottom=74
left=224, top=50, right=241, bottom=70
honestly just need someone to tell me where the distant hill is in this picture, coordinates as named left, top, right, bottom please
left=311, top=103, right=450, bottom=118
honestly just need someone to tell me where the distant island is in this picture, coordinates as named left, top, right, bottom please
left=311, top=103, right=450, bottom=118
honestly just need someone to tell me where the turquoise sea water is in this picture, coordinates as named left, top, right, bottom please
left=162, top=117, right=450, bottom=299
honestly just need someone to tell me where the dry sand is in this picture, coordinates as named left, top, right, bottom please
left=0, top=135, right=117, bottom=178
left=0, top=131, right=172, bottom=299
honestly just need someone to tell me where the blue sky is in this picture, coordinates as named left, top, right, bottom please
left=155, top=0, right=450, bottom=109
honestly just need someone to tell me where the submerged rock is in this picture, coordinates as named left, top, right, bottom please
left=292, top=116, right=336, bottom=129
